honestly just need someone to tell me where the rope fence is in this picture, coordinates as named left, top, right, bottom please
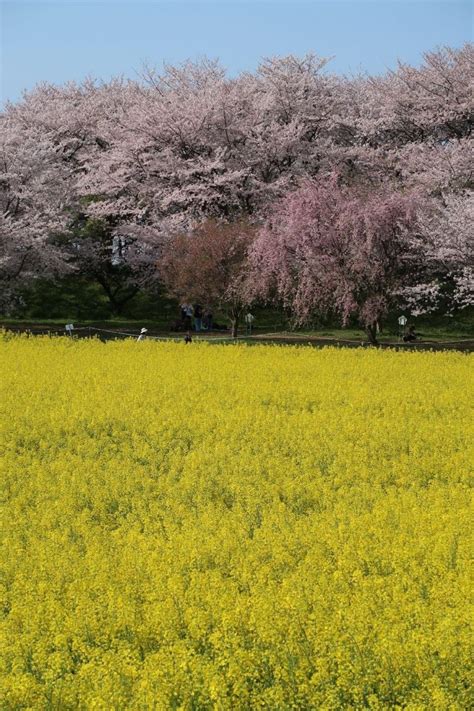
left=1, top=324, right=242, bottom=344
left=1, top=324, right=472, bottom=350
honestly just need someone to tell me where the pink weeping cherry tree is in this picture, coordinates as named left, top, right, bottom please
left=251, top=176, right=422, bottom=344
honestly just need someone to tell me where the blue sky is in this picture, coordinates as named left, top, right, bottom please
left=1, top=0, right=472, bottom=104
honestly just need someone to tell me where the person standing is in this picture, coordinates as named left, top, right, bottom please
left=193, top=303, right=203, bottom=332
left=180, top=303, right=187, bottom=327
left=245, top=311, right=255, bottom=336
left=204, top=307, right=213, bottom=332
left=184, top=303, right=193, bottom=330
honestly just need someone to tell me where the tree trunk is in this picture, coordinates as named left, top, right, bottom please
left=96, top=276, right=138, bottom=317
left=366, top=323, right=378, bottom=345
left=108, top=296, right=124, bottom=316
left=107, top=291, right=131, bottom=317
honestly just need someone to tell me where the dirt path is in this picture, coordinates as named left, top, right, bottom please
left=2, top=323, right=473, bottom=352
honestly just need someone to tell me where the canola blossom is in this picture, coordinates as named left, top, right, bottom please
left=1, top=336, right=472, bottom=709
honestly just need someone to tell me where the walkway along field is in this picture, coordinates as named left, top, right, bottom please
left=2, top=322, right=474, bottom=351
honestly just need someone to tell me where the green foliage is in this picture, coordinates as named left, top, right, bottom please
left=17, top=277, right=112, bottom=320
left=12, top=277, right=177, bottom=323
left=3, top=277, right=473, bottom=340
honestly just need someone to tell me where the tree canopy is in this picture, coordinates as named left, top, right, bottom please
left=1, top=45, right=472, bottom=326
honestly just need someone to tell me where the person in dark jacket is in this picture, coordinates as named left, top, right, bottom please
left=193, top=303, right=203, bottom=332
left=204, top=307, right=213, bottom=332
left=183, top=303, right=193, bottom=330
left=403, top=325, right=418, bottom=342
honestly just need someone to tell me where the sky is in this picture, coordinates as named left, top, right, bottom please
left=1, top=0, right=472, bottom=104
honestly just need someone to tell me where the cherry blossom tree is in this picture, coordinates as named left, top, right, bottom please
left=159, top=219, right=255, bottom=337
left=1, top=79, right=160, bottom=311
left=0, top=110, right=72, bottom=310
left=1, top=44, right=472, bottom=322
left=75, top=61, right=253, bottom=234
left=251, top=177, right=422, bottom=343
left=402, top=191, right=474, bottom=314
left=74, top=54, right=342, bottom=234
left=362, top=45, right=473, bottom=148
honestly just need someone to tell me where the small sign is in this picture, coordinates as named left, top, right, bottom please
left=65, top=323, right=74, bottom=335
left=398, top=315, right=408, bottom=327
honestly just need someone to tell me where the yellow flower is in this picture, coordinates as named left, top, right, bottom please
left=1, top=335, right=472, bottom=708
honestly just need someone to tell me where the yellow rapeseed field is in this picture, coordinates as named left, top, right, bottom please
left=0, top=335, right=472, bottom=710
